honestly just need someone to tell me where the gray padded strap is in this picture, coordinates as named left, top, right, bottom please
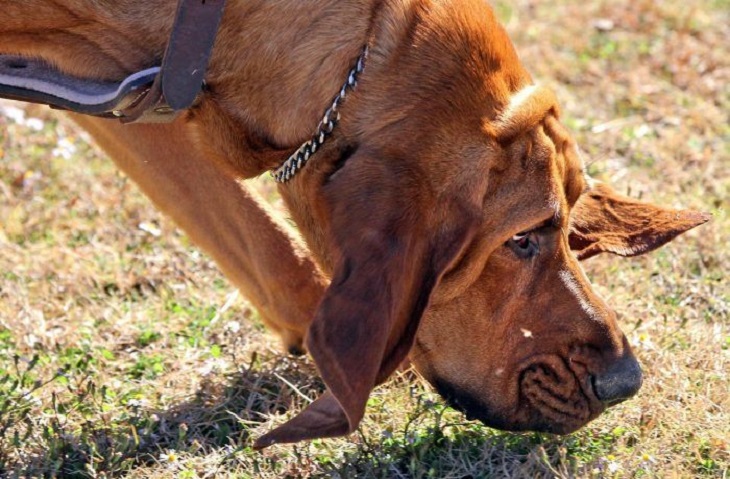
left=0, top=56, right=158, bottom=117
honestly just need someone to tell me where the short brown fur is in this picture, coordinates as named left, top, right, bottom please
left=0, top=0, right=708, bottom=447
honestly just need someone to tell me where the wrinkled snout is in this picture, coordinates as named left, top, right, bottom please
left=593, top=355, right=643, bottom=406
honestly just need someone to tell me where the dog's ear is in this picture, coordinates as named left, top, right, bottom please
left=254, top=160, right=478, bottom=448
left=569, top=182, right=710, bottom=260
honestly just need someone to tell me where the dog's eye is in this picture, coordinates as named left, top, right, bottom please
left=507, top=230, right=539, bottom=258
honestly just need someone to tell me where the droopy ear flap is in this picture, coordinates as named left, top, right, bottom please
left=569, top=182, right=710, bottom=260
left=254, top=168, right=478, bottom=448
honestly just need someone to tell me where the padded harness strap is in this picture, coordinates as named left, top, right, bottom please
left=0, top=0, right=226, bottom=123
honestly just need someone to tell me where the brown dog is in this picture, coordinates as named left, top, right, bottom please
left=1, top=0, right=708, bottom=447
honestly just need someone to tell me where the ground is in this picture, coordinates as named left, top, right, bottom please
left=0, top=0, right=727, bottom=477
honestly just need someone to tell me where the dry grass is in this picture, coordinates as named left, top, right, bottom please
left=0, top=0, right=727, bottom=477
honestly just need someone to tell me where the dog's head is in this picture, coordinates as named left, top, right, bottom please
left=246, top=1, right=709, bottom=447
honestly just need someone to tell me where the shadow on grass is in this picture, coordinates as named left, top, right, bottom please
left=139, top=353, right=324, bottom=452
left=316, top=429, right=599, bottom=479
left=2, top=353, right=608, bottom=478
left=0, top=352, right=323, bottom=478
left=145, top=368, right=598, bottom=478
left=309, top=404, right=605, bottom=479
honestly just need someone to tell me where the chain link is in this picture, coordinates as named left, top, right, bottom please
left=271, top=46, right=368, bottom=183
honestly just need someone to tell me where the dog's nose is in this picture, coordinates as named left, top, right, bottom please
left=593, top=356, right=643, bottom=406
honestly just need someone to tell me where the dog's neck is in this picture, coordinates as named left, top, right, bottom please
left=277, top=0, right=534, bottom=275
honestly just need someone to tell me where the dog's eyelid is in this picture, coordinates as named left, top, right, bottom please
left=515, top=214, right=556, bottom=237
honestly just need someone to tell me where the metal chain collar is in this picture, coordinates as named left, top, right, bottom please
left=271, top=46, right=368, bottom=183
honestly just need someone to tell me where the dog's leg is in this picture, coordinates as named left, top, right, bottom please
left=71, top=114, right=327, bottom=353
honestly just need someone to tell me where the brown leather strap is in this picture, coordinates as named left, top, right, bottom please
left=121, top=0, right=227, bottom=123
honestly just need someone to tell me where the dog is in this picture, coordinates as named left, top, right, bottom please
left=0, top=0, right=708, bottom=448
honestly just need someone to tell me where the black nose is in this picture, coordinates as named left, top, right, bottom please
left=593, top=356, right=643, bottom=405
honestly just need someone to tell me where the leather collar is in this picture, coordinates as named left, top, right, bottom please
left=0, top=0, right=226, bottom=123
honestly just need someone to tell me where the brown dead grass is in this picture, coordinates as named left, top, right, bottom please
left=1, top=0, right=728, bottom=477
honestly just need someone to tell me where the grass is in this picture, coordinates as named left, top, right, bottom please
left=1, top=0, right=728, bottom=477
